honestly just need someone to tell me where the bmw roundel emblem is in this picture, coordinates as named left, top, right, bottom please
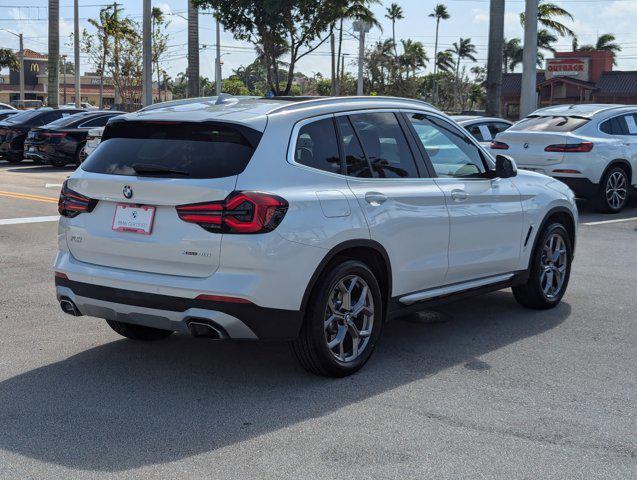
left=523, top=142, right=529, bottom=149
left=123, top=185, right=133, bottom=199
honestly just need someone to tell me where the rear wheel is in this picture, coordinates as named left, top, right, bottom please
left=50, top=156, right=69, bottom=168
left=594, top=166, right=629, bottom=213
left=291, top=260, right=383, bottom=377
left=76, top=142, right=86, bottom=165
left=106, top=319, right=174, bottom=341
left=513, top=223, right=572, bottom=309
left=5, top=153, right=23, bottom=164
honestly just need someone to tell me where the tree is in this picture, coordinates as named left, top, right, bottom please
left=399, top=39, right=427, bottom=79
left=107, top=19, right=142, bottom=110
left=435, top=50, right=455, bottom=73
left=233, top=60, right=268, bottom=95
left=578, top=34, right=621, bottom=65
left=520, top=2, right=574, bottom=38
left=48, top=0, right=60, bottom=107
left=193, top=0, right=352, bottom=95
left=502, top=37, right=522, bottom=73
left=83, top=5, right=116, bottom=108
left=450, top=37, right=477, bottom=82
left=485, top=0, right=504, bottom=117
left=385, top=3, right=404, bottom=57
left=428, top=3, right=450, bottom=104
left=0, top=48, right=19, bottom=71
left=151, top=7, right=170, bottom=102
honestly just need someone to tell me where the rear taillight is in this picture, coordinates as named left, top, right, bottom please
left=42, top=132, right=67, bottom=138
left=58, top=181, right=98, bottom=218
left=490, top=141, right=509, bottom=150
left=545, top=142, right=593, bottom=152
left=176, top=191, right=288, bottom=234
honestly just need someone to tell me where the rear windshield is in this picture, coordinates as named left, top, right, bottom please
left=509, top=115, right=589, bottom=132
left=3, top=109, right=47, bottom=124
left=81, top=121, right=261, bottom=179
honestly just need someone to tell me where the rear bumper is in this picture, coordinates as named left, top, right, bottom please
left=55, top=276, right=303, bottom=340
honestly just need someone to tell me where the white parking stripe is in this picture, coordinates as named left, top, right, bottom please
left=45, top=183, right=63, bottom=188
left=582, top=217, right=637, bottom=226
left=0, top=216, right=59, bottom=226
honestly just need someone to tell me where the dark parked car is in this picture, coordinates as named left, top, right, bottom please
left=0, top=111, right=20, bottom=122
left=24, top=110, right=123, bottom=167
left=0, top=108, right=83, bottom=163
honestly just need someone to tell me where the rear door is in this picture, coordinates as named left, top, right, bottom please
left=65, top=120, right=260, bottom=278
left=340, top=111, right=450, bottom=295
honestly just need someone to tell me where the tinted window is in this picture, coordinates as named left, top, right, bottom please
left=349, top=112, right=418, bottom=178
left=81, top=115, right=115, bottom=128
left=337, top=116, right=372, bottom=178
left=4, top=109, right=48, bottom=124
left=408, top=113, right=486, bottom=178
left=466, top=124, right=485, bottom=142
left=82, top=122, right=260, bottom=179
left=488, top=122, right=511, bottom=136
left=294, top=118, right=341, bottom=174
left=600, top=115, right=636, bottom=136
left=510, top=115, right=589, bottom=132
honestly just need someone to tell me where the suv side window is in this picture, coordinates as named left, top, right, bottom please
left=600, top=115, right=629, bottom=135
left=294, top=118, right=341, bottom=174
left=407, top=113, right=487, bottom=178
left=348, top=112, right=419, bottom=178
left=37, top=111, right=64, bottom=126
left=336, top=116, right=372, bottom=178
left=80, top=115, right=112, bottom=128
left=488, top=122, right=510, bottom=137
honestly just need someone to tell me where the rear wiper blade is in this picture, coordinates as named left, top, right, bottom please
left=132, top=163, right=189, bottom=176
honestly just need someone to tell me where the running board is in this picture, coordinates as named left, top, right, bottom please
left=398, top=273, right=515, bottom=306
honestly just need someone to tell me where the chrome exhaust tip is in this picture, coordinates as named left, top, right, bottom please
left=187, top=319, right=227, bottom=339
left=60, top=298, right=81, bottom=317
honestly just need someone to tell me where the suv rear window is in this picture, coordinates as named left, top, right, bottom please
left=81, top=121, right=261, bottom=179
left=509, top=115, right=589, bottom=132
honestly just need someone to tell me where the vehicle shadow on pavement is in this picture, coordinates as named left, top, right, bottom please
left=0, top=291, right=570, bottom=472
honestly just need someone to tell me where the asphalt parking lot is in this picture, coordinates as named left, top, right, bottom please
left=0, top=162, right=635, bottom=479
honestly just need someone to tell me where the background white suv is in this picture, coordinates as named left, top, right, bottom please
left=55, top=96, right=578, bottom=377
left=492, top=104, right=637, bottom=212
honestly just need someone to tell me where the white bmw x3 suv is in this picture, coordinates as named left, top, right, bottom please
left=55, top=96, right=577, bottom=377
left=492, top=104, right=637, bottom=213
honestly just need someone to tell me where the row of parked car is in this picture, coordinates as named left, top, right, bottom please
left=0, top=106, right=121, bottom=167
left=1, top=99, right=636, bottom=212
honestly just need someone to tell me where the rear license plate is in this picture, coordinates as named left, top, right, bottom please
left=29, top=146, right=37, bottom=152
left=112, top=204, right=156, bottom=235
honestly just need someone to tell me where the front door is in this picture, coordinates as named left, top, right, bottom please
left=337, top=112, right=450, bottom=297
left=405, top=112, right=525, bottom=284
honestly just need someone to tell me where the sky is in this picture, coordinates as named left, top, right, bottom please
left=1, top=0, right=637, bottom=81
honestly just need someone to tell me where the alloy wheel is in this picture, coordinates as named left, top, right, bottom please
left=606, top=170, right=627, bottom=210
left=539, top=233, right=568, bottom=300
left=324, top=275, right=374, bottom=363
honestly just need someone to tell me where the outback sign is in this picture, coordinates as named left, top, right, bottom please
left=545, top=58, right=590, bottom=81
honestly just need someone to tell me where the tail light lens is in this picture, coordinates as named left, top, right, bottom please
left=58, top=180, right=98, bottom=218
left=490, top=141, right=509, bottom=150
left=42, top=132, right=67, bottom=138
left=176, top=191, right=288, bottom=234
left=545, top=142, right=593, bottom=152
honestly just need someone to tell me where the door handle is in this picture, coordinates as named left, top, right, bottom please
left=364, top=191, right=387, bottom=206
left=450, top=189, right=468, bottom=202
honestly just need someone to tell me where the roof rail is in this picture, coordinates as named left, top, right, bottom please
left=267, top=96, right=438, bottom=115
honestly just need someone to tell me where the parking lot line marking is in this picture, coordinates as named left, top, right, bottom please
left=0, top=190, right=58, bottom=204
left=582, top=217, right=637, bottom=226
left=45, top=183, right=63, bottom=188
left=0, top=215, right=59, bottom=226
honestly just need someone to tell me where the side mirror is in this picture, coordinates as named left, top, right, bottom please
left=495, top=154, right=517, bottom=178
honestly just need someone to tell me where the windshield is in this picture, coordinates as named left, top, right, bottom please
left=81, top=121, right=262, bottom=179
left=509, top=115, right=589, bottom=132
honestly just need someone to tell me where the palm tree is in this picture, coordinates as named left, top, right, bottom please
left=450, top=37, right=477, bottom=82
left=48, top=0, right=60, bottom=107
left=86, top=5, right=115, bottom=108
left=436, top=51, right=455, bottom=74
left=520, top=2, right=575, bottom=38
left=151, top=7, right=169, bottom=101
left=399, top=39, right=428, bottom=78
left=502, top=38, right=522, bottom=73
left=577, top=33, right=621, bottom=65
left=429, top=4, right=450, bottom=78
left=187, top=0, right=200, bottom=97
left=385, top=3, right=404, bottom=57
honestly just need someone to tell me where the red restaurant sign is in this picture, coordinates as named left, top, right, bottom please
left=546, top=58, right=590, bottom=81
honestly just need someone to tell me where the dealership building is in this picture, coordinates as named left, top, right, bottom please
left=0, top=49, right=170, bottom=107
left=499, top=49, right=637, bottom=119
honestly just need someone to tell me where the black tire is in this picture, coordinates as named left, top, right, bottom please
left=5, top=153, right=23, bottom=164
left=50, top=156, right=69, bottom=168
left=513, top=222, right=572, bottom=310
left=75, top=142, right=86, bottom=165
left=594, top=166, right=630, bottom=213
left=31, top=158, right=43, bottom=165
left=105, top=319, right=174, bottom=341
left=291, top=259, right=384, bottom=377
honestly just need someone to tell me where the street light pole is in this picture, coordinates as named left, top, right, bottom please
left=520, top=0, right=539, bottom=118
left=215, top=16, right=221, bottom=95
left=142, top=0, right=153, bottom=107
left=353, top=20, right=370, bottom=96
left=485, top=0, right=505, bottom=117
left=74, top=0, right=80, bottom=107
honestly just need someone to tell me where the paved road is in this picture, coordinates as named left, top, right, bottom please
left=0, top=163, right=635, bottom=479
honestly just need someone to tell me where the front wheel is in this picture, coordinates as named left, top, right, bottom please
left=106, top=319, right=174, bottom=341
left=513, top=223, right=572, bottom=309
left=291, top=260, right=383, bottom=377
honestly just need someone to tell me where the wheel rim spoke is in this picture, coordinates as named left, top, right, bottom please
left=539, top=233, right=568, bottom=299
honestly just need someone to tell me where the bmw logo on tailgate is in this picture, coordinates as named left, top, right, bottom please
left=523, top=142, right=529, bottom=149
left=123, top=185, right=133, bottom=199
